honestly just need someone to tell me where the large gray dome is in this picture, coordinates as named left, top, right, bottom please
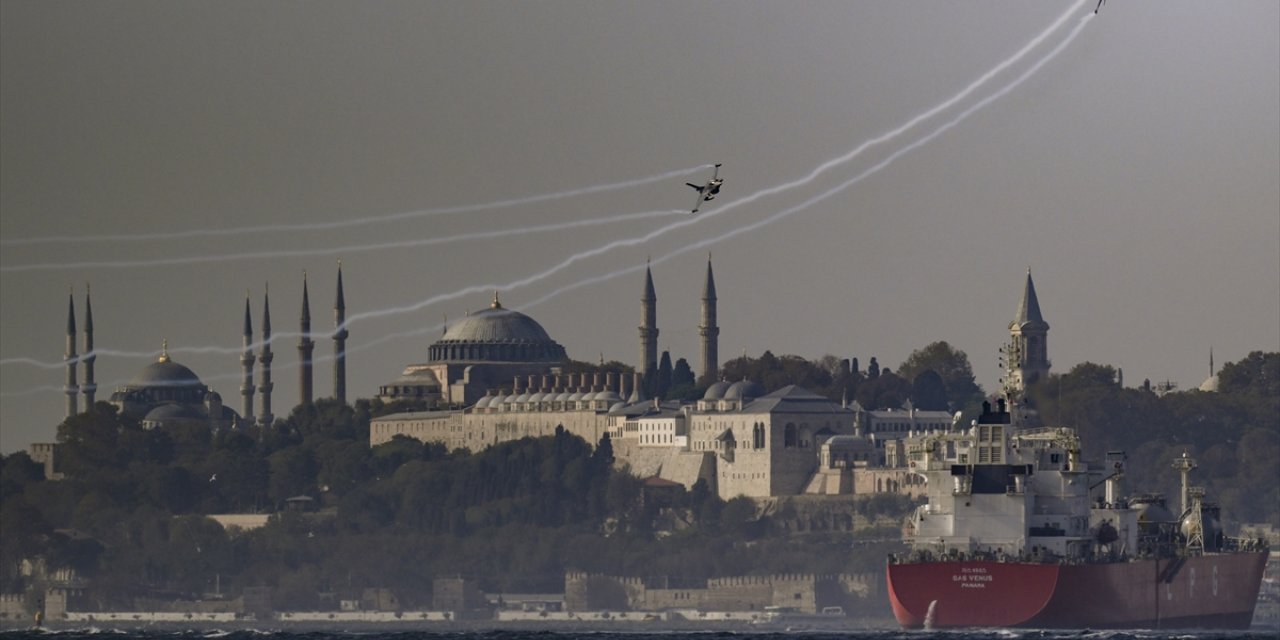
left=428, top=295, right=567, bottom=363
left=129, top=354, right=203, bottom=388
left=442, top=306, right=554, bottom=343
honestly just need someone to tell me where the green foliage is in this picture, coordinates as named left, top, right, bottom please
left=1029, top=355, right=1280, bottom=528
left=1218, top=351, right=1280, bottom=397
left=897, top=341, right=985, bottom=410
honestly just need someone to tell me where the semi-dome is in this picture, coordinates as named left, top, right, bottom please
left=143, top=403, right=203, bottom=422
left=429, top=294, right=567, bottom=363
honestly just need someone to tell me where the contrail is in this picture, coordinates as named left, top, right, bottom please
left=0, top=5, right=1092, bottom=375
left=1, top=209, right=686, bottom=273
left=0, top=165, right=712, bottom=247
left=542, top=15, right=1099, bottom=303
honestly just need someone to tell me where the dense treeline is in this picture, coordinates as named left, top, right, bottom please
left=1026, top=351, right=1280, bottom=527
left=0, top=400, right=902, bottom=610
left=1, top=349, right=1273, bottom=610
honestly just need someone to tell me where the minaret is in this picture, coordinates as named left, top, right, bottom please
left=699, top=257, right=720, bottom=385
left=258, top=285, right=275, bottom=427
left=332, top=261, right=348, bottom=404
left=639, top=263, right=659, bottom=377
left=298, top=272, right=314, bottom=406
left=1006, top=269, right=1051, bottom=392
left=64, top=288, right=79, bottom=417
left=240, top=291, right=256, bottom=424
left=82, top=284, right=97, bottom=407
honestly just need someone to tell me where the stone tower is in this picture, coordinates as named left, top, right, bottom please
left=258, top=286, right=275, bottom=427
left=333, top=261, right=348, bottom=404
left=64, top=289, right=79, bottom=417
left=240, top=292, right=256, bottom=424
left=298, top=272, right=314, bottom=406
left=1006, top=269, right=1050, bottom=393
left=699, top=257, right=720, bottom=384
left=639, top=264, right=659, bottom=377
left=82, top=285, right=97, bottom=407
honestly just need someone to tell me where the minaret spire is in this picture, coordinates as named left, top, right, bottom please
left=240, top=290, right=256, bottom=424
left=333, top=261, right=348, bottom=404
left=699, top=255, right=720, bottom=385
left=298, top=271, right=314, bottom=406
left=258, top=284, right=275, bottom=427
left=1006, top=269, right=1051, bottom=393
left=64, top=287, right=79, bottom=417
left=639, top=262, right=659, bottom=379
left=82, top=284, right=97, bottom=407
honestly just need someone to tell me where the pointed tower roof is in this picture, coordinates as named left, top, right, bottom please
left=702, top=256, right=717, bottom=300
left=84, top=284, right=94, bottom=333
left=643, top=263, right=656, bottom=301
left=243, top=291, right=253, bottom=336
left=1012, top=270, right=1048, bottom=330
left=66, top=288, right=77, bottom=335
left=335, top=261, right=345, bottom=311
left=262, top=284, right=272, bottom=337
left=300, top=272, right=312, bottom=327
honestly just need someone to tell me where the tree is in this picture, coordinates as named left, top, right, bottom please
left=856, top=370, right=910, bottom=409
left=867, top=357, right=881, bottom=379
left=671, top=358, right=695, bottom=391
left=910, top=370, right=949, bottom=411
left=1218, top=351, right=1280, bottom=397
left=653, top=351, right=674, bottom=398
left=897, top=341, right=984, bottom=409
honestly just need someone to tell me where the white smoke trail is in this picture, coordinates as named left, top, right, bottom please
left=0, top=6, right=1093, bottom=378
left=1, top=209, right=686, bottom=273
left=522, top=15, right=1098, bottom=321
left=0, top=165, right=712, bottom=247
left=332, top=0, right=1097, bottom=328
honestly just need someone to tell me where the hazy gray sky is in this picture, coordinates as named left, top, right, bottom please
left=2, top=1, right=1277, bottom=453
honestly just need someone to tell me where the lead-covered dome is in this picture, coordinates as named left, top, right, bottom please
left=428, top=294, right=567, bottom=363
left=130, top=355, right=203, bottom=388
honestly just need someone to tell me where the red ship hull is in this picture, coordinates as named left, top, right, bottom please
left=887, top=551, right=1267, bottom=629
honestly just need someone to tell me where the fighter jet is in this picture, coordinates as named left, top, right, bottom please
left=1095, top=0, right=1105, bottom=13
left=686, top=163, right=724, bottom=214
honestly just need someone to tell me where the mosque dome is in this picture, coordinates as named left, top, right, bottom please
left=142, top=403, right=204, bottom=422
left=703, top=380, right=732, bottom=400
left=129, top=350, right=203, bottom=388
left=429, top=294, right=567, bottom=363
left=724, top=380, right=765, bottom=401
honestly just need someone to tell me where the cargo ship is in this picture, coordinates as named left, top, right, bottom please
left=885, top=274, right=1268, bottom=629
left=885, top=402, right=1268, bottom=629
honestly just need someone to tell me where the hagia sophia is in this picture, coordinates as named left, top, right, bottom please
left=50, top=264, right=1072, bottom=501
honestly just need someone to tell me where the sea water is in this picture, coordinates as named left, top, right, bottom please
left=0, top=629, right=1273, bottom=640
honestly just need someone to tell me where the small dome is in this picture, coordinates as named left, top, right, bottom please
left=205, top=391, right=222, bottom=403
left=528, top=392, right=546, bottom=404
left=725, top=380, right=765, bottom=401
left=555, top=392, right=573, bottom=403
left=143, top=403, right=202, bottom=421
left=595, top=390, right=623, bottom=403
left=390, top=367, right=441, bottom=387
left=703, top=381, right=732, bottom=400
left=568, top=391, right=585, bottom=402
left=514, top=392, right=531, bottom=404
left=608, top=401, right=628, bottom=414
left=475, top=396, right=492, bottom=409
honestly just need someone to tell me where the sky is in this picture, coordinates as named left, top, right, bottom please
left=2, top=1, right=1277, bottom=453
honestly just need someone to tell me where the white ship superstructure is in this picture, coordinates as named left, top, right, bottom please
left=903, top=399, right=1140, bottom=562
